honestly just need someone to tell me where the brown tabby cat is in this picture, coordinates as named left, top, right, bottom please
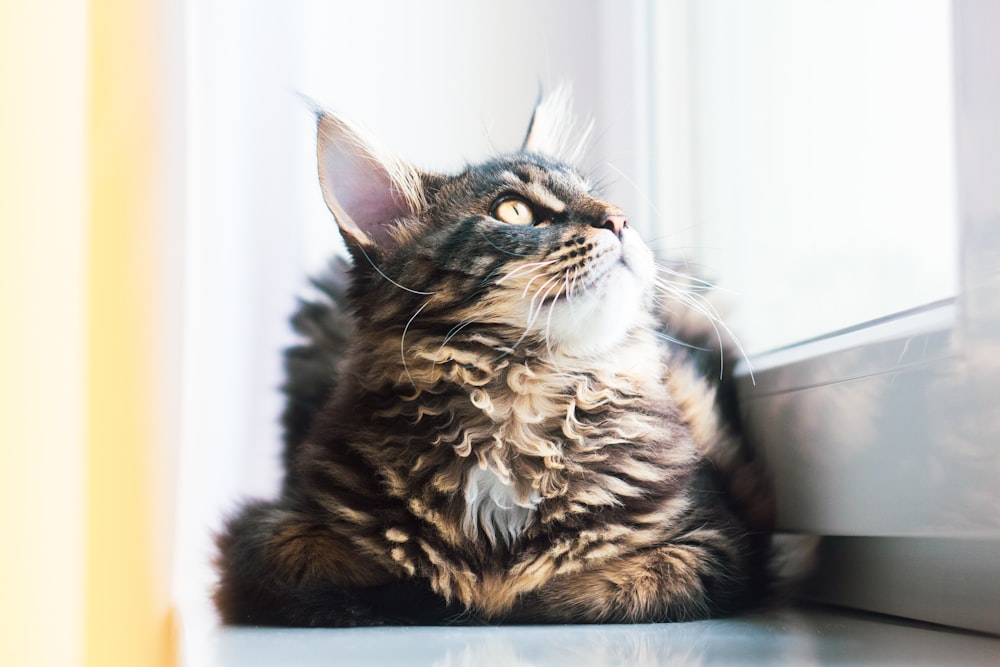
left=214, top=90, right=776, bottom=626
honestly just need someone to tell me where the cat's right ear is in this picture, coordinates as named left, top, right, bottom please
left=521, top=84, right=592, bottom=165
left=316, top=112, right=425, bottom=252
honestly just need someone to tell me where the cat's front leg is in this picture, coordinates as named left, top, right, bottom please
left=214, top=498, right=450, bottom=626
left=524, top=538, right=752, bottom=623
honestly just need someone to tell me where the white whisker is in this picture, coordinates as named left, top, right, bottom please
left=655, top=280, right=755, bottom=384
left=442, top=319, right=475, bottom=349
left=561, top=272, right=576, bottom=316
left=569, top=265, right=582, bottom=304
left=521, top=266, right=560, bottom=299
left=542, top=280, right=562, bottom=365
left=496, top=259, right=558, bottom=286
left=401, top=299, right=432, bottom=387
left=654, top=263, right=717, bottom=290
left=490, top=275, right=557, bottom=363
left=432, top=319, right=476, bottom=370
left=528, top=273, right=562, bottom=318
left=642, top=327, right=713, bottom=352
left=604, top=161, right=661, bottom=221
left=356, top=243, right=435, bottom=296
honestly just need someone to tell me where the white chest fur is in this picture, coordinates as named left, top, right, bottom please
left=462, top=465, right=541, bottom=546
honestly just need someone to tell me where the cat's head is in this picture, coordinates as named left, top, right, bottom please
left=316, top=89, right=656, bottom=360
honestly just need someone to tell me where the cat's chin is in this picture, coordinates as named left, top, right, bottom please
left=542, top=277, right=648, bottom=357
left=533, top=235, right=655, bottom=358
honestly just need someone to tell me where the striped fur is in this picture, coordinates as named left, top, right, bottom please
left=214, top=96, right=775, bottom=626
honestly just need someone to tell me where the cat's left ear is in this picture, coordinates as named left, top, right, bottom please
left=317, top=112, right=426, bottom=251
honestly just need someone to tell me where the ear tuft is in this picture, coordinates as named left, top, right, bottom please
left=316, top=112, right=426, bottom=250
left=521, top=83, right=593, bottom=164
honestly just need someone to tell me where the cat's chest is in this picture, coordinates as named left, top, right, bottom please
left=454, top=370, right=661, bottom=545
left=462, top=465, right=541, bottom=546
left=455, top=396, right=659, bottom=547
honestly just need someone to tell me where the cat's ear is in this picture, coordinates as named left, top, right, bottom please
left=521, top=84, right=593, bottom=164
left=317, top=112, right=426, bottom=251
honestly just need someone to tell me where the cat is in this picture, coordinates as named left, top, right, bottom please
left=214, top=88, right=777, bottom=626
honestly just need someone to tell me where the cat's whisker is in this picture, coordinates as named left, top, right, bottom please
left=528, top=273, right=562, bottom=320
left=659, top=285, right=720, bottom=330
left=355, top=242, right=436, bottom=296
left=490, top=329, right=531, bottom=363
left=641, top=326, right=713, bottom=352
left=560, top=272, right=576, bottom=315
left=655, top=282, right=755, bottom=383
left=654, top=279, right=712, bottom=296
left=495, top=259, right=558, bottom=286
left=490, top=287, right=552, bottom=364
left=652, top=274, right=715, bottom=296
left=603, top=161, right=662, bottom=223
left=653, top=263, right=717, bottom=289
left=656, top=279, right=715, bottom=315
left=400, top=299, right=432, bottom=387
left=521, top=266, right=560, bottom=300
left=495, top=265, right=539, bottom=289
left=542, top=280, right=563, bottom=366
left=654, top=264, right=739, bottom=299
left=510, top=275, right=562, bottom=356
left=433, top=319, right=477, bottom=370
left=441, top=319, right=476, bottom=349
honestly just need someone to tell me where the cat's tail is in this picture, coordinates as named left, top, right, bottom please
left=766, top=533, right=820, bottom=605
left=280, top=256, right=354, bottom=472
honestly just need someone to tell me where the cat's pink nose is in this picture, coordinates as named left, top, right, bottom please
left=596, top=214, right=628, bottom=239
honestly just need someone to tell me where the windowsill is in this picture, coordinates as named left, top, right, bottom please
left=730, top=298, right=1000, bottom=634
left=181, top=604, right=1000, bottom=667
left=734, top=298, right=956, bottom=384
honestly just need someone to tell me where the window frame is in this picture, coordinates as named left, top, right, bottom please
left=692, top=0, right=1000, bottom=633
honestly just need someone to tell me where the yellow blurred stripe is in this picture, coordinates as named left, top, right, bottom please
left=0, top=2, right=88, bottom=666
left=85, top=1, right=178, bottom=666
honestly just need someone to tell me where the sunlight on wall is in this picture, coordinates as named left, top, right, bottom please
left=2, top=1, right=182, bottom=666
left=85, top=0, right=183, bottom=664
left=0, top=3, right=88, bottom=667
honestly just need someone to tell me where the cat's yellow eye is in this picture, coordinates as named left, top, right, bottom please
left=492, top=197, right=536, bottom=226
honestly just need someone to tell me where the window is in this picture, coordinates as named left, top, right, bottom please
left=644, top=0, right=999, bottom=634
left=651, top=0, right=958, bottom=354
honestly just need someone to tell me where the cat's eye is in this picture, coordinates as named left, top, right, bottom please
left=491, top=197, right=536, bottom=226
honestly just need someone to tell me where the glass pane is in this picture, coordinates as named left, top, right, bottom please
left=677, top=0, right=958, bottom=354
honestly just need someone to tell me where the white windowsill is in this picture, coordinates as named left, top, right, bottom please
left=182, top=605, right=1000, bottom=667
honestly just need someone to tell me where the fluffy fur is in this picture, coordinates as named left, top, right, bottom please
left=214, top=91, right=776, bottom=626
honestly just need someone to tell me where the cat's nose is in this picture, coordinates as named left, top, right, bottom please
left=594, top=214, right=628, bottom=239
